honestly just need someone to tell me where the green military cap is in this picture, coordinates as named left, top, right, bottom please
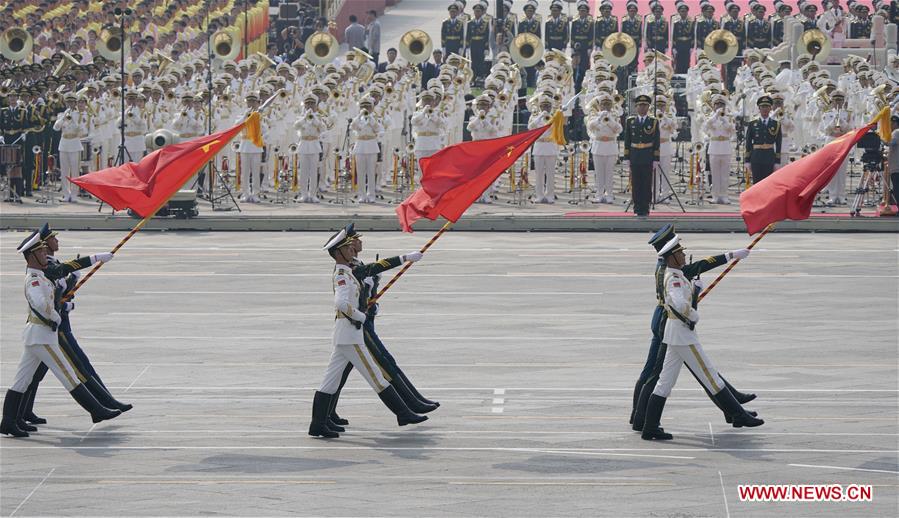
left=635, top=94, right=652, bottom=105
left=756, top=95, right=773, bottom=107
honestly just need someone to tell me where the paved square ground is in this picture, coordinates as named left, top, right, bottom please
left=1, top=230, right=896, bottom=517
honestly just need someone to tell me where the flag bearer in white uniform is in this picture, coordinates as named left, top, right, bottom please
left=309, top=224, right=429, bottom=438
left=0, top=232, right=121, bottom=438
left=641, top=233, right=765, bottom=441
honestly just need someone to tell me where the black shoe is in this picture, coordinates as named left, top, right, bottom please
left=85, top=377, right=132, bottom=412
left=391, top=377, right=438, bottom=414
left=378, top=386, right=427, bottom=426
left=16, top=420, right=37, bottom=432
left=395, top=368, right=439, bottom=407
left=629, top=379, right=643, bottom=425
left=308, top=391, right=339, bottom=438
left=722, top=377, right=756, bottom=404
left=327, top=419, right=345, bottom=433
left=641, top=394, right=673, bottom=441
left=328, top=389, right=349, bottom=426
left=69, top=384, right=121, bottom=423
left=1, top=390, right=30, bottom=437
left=24, top=412, right=46, bottom=425
left=632, top=382, right=653, bottom=431
left=724, top=410, right=757, bottom=424
left=713, top=388, right=764, bottom=428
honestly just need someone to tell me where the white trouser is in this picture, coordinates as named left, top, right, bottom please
left=534, top=155, right=556, bottom=201
left=59, top=151, right=80, bottom=198
left=655, top=153, right=673, bottom=198
left=653, top=343, right=725, bottom=398
left=240, top=152, right=262, bottom=197
left=709, top=154, right=731, bottom=200
left=321, top=141, right=334, bottom=188
left=299, top=153, right=319, bottom=201
left=319, top=343, right=389, bottom=394
left=828, top=158, right=848, bottom=200
left=355, top=153, right=378, bottom=201
left=10, top=343, right=83, bottom=393
left=414, top=148, right=439, bottom=184
left=592, top=153, right=617, bottom=199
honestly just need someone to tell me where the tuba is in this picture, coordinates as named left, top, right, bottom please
left=154, top=50, right=175, bottom=76
left=0, top=28, right=32, bottom=62
left=704, top=29, right=739, bottom=65
left=97, top=27, right=130, bottom=61
left=602, top=32, right=637, bottom=68
left=53, top=51, right=80, bottom=77
left=212, top=28, right=240, bottom=61
left=399, top=30, right=433, bottom=65
left=305, top=31, right=338, bottom=65
left=796, top=29, right=831, bottom=63
left=510, top=32, right=544, bottom=68
left=254, top=52, right=277, bottom=77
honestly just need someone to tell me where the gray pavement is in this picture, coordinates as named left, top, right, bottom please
left=0, top=230, right=897, bottom=517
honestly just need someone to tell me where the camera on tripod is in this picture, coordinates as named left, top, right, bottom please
left=856, top=130, right=883, bottom=172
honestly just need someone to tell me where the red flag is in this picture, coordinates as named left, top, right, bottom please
left=396, top=112, right=562, bottom=232
left=740, top=122, right=875, bottom=234
left=71, top=117, right=254, bottom=217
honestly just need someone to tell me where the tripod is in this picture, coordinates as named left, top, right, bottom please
left=112, top=8, right=133, bottom=169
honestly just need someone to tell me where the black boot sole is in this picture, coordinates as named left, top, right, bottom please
left=397, top=414, right=428, bottom=426
left=91, top=409, right=122, bottom=423
left=641, top=431, right=674, bottom=440
left=308, top=424, right=339, bottom=438
left=25, top=415, right=46, bottom=425
left=732, top=417, right=764, bottom=428
left=0, top=424, right=29, bottom=438
left=736, top=393, right=757, bottom=404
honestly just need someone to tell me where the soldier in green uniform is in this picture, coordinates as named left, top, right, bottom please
left=744, top=95, right=782, bottom=184
left=624, top=95, right=660, bottom=217
left=850, top=4, right=872, bottom=38
left=518, top=0, right=541, bottom=88
left=644, top=2, right=669, bottom=54
left=571, top=1, right=594, bottom=93
left=672, top=2, right=695, bottom=74
left=747, top=3, right=772, bottom=49
left=442, top=2, right=466, bottom=58
left=1, top=88, right=26, bottom=200
left=721, top=2, right=745, bottom=91
left=544, top=1, right=569, bottom=52
left=620, top=2, right=643, bottom=92
left=771, top=2, right=792, bottom=46
left=695, top=2, right=719, bottom=52
left=466, top=3, right=491, bottom=83
left=594, top=2, right=618, bottom=50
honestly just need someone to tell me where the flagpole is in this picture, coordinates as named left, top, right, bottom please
left=62, top=114, right=260, bottom=301
left=368, top=220, right=453, bottom=307
left=697, top=223, right=774, bottom=302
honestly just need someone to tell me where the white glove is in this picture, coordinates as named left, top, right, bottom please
left=363, top=277, right=375, bottom=289
left=728, top=248, right=751, bottom=261
left=63, top=302, right=75, bottom=312
left=690, top=311, right=700, bottom=324
left=71, top=269, right=81, bottom=281
left=402, top=251, right=423, bottom=263
left=693, top=278, right=705, bottom=291
left=91, top=252, right=114, bottom=264
left=352, top=309, right=368, bottom=323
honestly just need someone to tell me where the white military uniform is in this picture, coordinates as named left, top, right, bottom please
left=652, top=266, right=725, bottom=399
left=236, top=110, right=265, bottom=202
left=411, top=107, right=446, bottom=182
left=529, top=110, right=558, bottom=203
left=318, top=264, right=389, bottom=395
left=121, top=105, right=148, bottom=162
left=351, top=111, right=385, bottom=203
left=702, top=107, right=736, bottom=204
left=587, top=110, right=622, bottom=203
left=9, top=268, right=82, bottom=394
left=294, top=109, right=327, bottom=203
left=53, top=109, right=87, bottom=202
left=818, top=105, right=854, bottom=203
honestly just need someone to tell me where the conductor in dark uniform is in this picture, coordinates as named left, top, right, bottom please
left=746, top=4, right=772, bottom=49
left=624, top=95, right=660, bottom=217
left=850, top=5, right=872, bottom=39
left=594, top=2, right=618, bottom=50
left=771, top=3, right=792, bottom=46
left=570, top=1, right=594, bottom=93
left=644, top=2, right=669, bottom=54
left=672, top=2, right=695, bottom=74
left=518, top=1, right=541, bottom=88
left=544, top=1, right=569, bottom=51
left=744, top=95, right=782, bottom=184
left=442, top=3, right=466, bottom=58
left=466, top=3, right=491, bottom=82
left=721, top=3, right=745, bottom=91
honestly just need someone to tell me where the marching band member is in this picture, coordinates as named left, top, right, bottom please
left=295, top=93, right=328, bottom=203
left=818, top=90, right=854, bottom=204
left=236, top=92, right=263, bottom=203
left=703, top=95, right=736, bottom=204
left=586, top=95, right=622, bottom=204
left=351, top=97, right=385, bottom=203
left=529, top=95, right=560, bottom=204
left=52, top=93, right=84, bottom=203
left=411, top=90, right=446, bottom=183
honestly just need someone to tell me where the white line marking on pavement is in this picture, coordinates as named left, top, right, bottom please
left=718, top=471, right=731, bottom=518
left=789, top=463, right=899, bottom=475
left=1, top=446, right=893, bottom=454
left=124, top=365, right=150, bottom=392
left=132, top=290, right=609, bottom=295
left=10, top=467, right=55, bottom=517
left=709, top=422, right=715, bottom=447
left=492, top=388, right=506, bottom=414
left=76, top=336, right=630, bottom=341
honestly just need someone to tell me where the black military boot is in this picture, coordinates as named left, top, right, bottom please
left=15, top=391, right=37, bottom=432
left=391, top=376, right=438, bottom=414
left=632, top=383, right=653, bottom=431
left=308, top=391, right=339, bottom=438
left=85, top=377, right=133, bottom=412
left=641, top=394, right=673, bottom=441
left=69, top=384, right=121, bottom=423
left=721, top=376, right=756, bottom=404
left=629, top=379, right=643, bottom=425
left=328, top=365, right=353, bottom=426
left=0, top=390, right=29, bottom=437
left=713, top=388, right=764, bottom=428
left=21, top=388, right=46, bottom=425
left=378, top=386, right=428, bottom=426
left=395, top=368, right=439, bottom=407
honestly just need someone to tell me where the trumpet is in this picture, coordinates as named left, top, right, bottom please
left=277, top=89, right=288, bottom=99
left=426, top=106, right=434, bottom=115
left=361, top=109, right=370, bottom=117
left=498, top=92, right=509, bottom=103
left=385, top=84, right=395, bottom=95
left=331, top=90, right=341, bottom=100
left=165, top=91, right=175, bottom=101
left=478, top=110, right=487, bottom=120
left=288, top=143, right=298, bottom=155
left=306, top=111, right=314, bottom=121
left=600, top=111, right=611, bottom=124
left=453, top=76, right=464, bottom=86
